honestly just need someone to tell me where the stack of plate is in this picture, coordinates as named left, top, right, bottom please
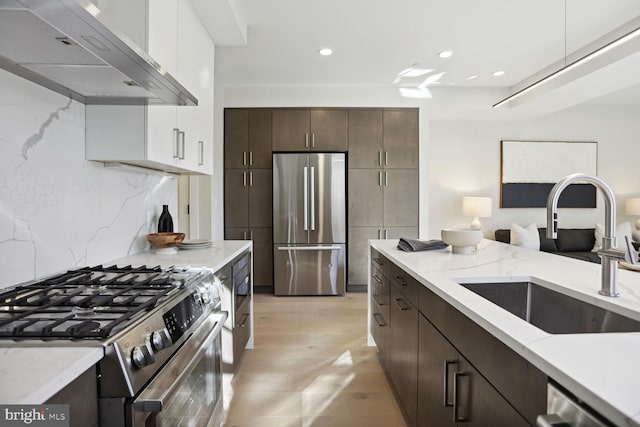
left=178, top=239, right=213, bottom=250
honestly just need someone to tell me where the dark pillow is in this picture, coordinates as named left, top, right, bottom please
left=537, top=228, right=558, bottom=252
left=495, top=229, right=510, bottom=244
left=555, top=229, right=595, bottom=252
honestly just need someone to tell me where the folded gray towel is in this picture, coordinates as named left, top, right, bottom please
left=397, top=238, right=449, bottom=252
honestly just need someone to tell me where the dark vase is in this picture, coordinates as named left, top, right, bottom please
left=158, top=205, right=174, bottom=233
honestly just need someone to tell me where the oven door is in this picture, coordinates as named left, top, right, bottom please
left=130, top=312, right=226, bottom=427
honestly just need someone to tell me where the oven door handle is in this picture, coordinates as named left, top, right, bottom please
left=133, top=312, right=226, bottom=416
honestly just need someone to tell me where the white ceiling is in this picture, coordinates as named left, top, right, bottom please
left=215, top=0, right=640, bottom=107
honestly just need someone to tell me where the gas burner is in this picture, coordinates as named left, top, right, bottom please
left=73, top=306, right=95, bottom=317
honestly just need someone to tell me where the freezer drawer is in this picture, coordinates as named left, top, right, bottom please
left=274, top=244, right=345, bottom=295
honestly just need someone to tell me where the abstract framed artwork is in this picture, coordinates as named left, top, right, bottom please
left=500, top=140, right=598, bottom=208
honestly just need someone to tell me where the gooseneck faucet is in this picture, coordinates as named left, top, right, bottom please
left=546, top=173, right=628, bottom=297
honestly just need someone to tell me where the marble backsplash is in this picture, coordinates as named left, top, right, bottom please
left=0, top=71, right=177, bottom=288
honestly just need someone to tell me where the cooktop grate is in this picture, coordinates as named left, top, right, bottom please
left=0, top=265, right=185, bottom=340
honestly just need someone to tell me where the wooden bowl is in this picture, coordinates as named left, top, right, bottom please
left=147, top=232, right=185, bottom=249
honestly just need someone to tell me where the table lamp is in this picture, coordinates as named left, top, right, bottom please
left=626, top=198, right=640, bottom=242
left=463, top=196, right=492, bottom=229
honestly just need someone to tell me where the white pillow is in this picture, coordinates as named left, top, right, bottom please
left=592, top=222, right=633, bottom=252
left=510, top=223, right=540, bottom=250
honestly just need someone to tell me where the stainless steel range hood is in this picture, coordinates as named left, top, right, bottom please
left=0, top=0, right=197, bottom=105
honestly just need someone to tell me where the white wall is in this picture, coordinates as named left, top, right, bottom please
left=427, top=104, right=640, bottom=238
left=0, top=70, right=178, bottom=288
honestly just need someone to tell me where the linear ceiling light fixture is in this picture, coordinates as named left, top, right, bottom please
left=493, top=26, right=640, bottom=108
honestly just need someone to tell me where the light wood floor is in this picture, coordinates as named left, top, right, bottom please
left=223, top=293, right=407, bottom=427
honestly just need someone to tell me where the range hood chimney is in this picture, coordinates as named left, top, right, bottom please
left=0, top=0, right=197, bottom=106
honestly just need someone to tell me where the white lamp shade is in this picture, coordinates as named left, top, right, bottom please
left=626, top=198, right=640, bottom=216
left=463, top=197, right=493, bottom=218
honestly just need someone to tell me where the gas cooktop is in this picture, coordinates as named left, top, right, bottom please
left=0, top=265, right=205, bottom=340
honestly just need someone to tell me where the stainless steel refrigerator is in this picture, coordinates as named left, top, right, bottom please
left=273, top=153, right=346, bottom=295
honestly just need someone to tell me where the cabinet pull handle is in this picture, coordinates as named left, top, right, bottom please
left=249, top=171, right=253, bottom=187
left=198, top=141, right=204, bottom=166
left=249, top=151, right=253, bottom=166
left=385, top=171, right=388, bottom=186
left=242, top=171, right=247, bottom=187
left=243, top=231, right=247, bottom=240
left=385, top=151, right=389, bottom=166
left=178, top=131, right=185, bottom=160
left=238, top=313, right=250, bottom=328
left=249, top=229, right=253, bottom=240
left=311, top=133, right=315, bottom=148
left=378, top=151, right=383, bottom=166
left=394, top=275, right=407, bottom=286
left=378, top=171, right=383, bottom=187
left=453, top=371, right=469, bottom=422
left=384, top=229, right=388, bottom=239
left=305, top=133, right=309, bottom=148
left=173, top=128, right=180, bottom=158
left=243, top=151, right=247, bottom=166
left=372, top=274, right=382, bottom=284
left=377, top=229, right=381, bottom=239
left=443, top=360, right=458, bottom=407
left=394, top=298, right=410, bottom=311
left=372, top=257, right=383, bottom=266
left=372, top=294, right=385, bottom=306
left=373, top=313, right=386, bottom=327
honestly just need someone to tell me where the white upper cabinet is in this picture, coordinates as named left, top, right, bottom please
left=86, top=0, right=214, bottom=175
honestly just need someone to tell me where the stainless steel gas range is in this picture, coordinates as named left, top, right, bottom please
left=0, top=264, right=227, bottom=427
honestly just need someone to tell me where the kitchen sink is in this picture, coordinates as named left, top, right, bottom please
left=457, top=280, right=640, bottom=334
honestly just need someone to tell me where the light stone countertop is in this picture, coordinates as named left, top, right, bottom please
left=370, top=238, right=640, bottom=427
left=0, top=240, right=252, bottom=404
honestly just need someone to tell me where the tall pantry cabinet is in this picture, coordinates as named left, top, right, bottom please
left=224, top=108, right=418, bottom=293
left=348, top=109, right=419, bottom=289
left=224, top=110, right=273, bottom=290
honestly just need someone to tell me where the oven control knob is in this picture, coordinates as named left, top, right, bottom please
left=151, top=329, right=172, bottom=351
left=131, top=343, right=155, bottom=369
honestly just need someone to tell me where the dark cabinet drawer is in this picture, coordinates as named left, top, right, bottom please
left=389, top=262, right=418, bottom=303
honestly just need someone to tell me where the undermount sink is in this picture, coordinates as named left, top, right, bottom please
left=458, top=280, right=640, bottom=334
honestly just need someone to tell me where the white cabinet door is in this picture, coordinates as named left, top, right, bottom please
left=147, top=0, right=179, bottom=168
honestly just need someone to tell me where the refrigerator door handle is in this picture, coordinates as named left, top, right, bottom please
left=303, top=166, right=308, bottom=231
left=277, top=246, right=342, bottom=251
left=310, top=166, right=315, bottom=230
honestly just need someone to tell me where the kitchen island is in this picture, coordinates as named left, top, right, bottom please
left=370, top=238, right=640, bottom=426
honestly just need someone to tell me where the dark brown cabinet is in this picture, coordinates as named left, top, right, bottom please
left=272, top=109, right=348, bottom=152
left=348, top=110, right=419, bottom=289
left=418, top=316, right=529, bottom=427
left=224, top=109, right=273, bottom=290
left=370, top=253, right=548, bottom=427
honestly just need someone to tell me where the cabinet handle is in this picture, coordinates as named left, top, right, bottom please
left=378, top=151, right=383, bottom=166
left=173, top=128, right=180, bottom=158
left=373, top=313, right=386, bottom=327
left=394, top=275, right=407, bottom=286
left=385, top=171, right=388, bottom=186
left=372, top=274, right=382, bottom=284
left=453, top=371, right=469, bottom=422
left=378, top=171, right=383, bottom=187
left=238, top=313, right=250, bottom=328
left=242, top=171, right=247, bottom=187
left=243, top=151, right=247, bottom=166
left=385, top=151, right=389, bottom=166
left=394, top=298, right=410, bottom=311
left=198, top=141, right=204, bottom=166
left=249, top=229, right=253, bottom=240
left=249, top=171, right=253, bottom=187
left=377, top=229, right=381, bottom=239
left=305, top=133, right=309, bottom=148
left=384, top=229, right=388, bottom=239
left=373, top=294, right=385, bottom=306
left=311, top=133, right=315, bottom=148
left=249, top=151, right=253, bottom=166
left=443, top=360, right=458, bottom=407
left=178, top=131, right=185, bottom=160
left=372, top=257, right=383, bottom=266
left=243, top=230, right=247, bottom=240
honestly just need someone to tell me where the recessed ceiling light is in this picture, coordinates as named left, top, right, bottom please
left=438, top=50, right=453, bottom=59
left=466, top=75, right=478, bottom=80
left=319, top=48, right=333, bottom=56
left=492, top=70, right=505, bottom=77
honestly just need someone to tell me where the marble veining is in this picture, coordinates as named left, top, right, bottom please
left=0, top=70, right=177, bottom=289
left=370, top=239, right=640, bottom=427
